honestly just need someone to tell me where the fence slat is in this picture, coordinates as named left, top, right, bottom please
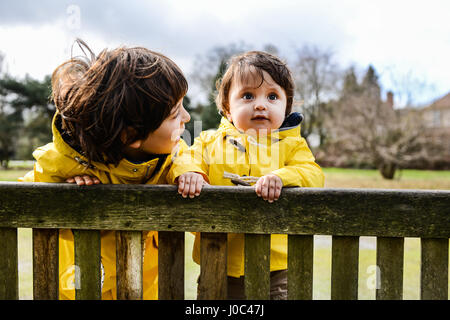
left=74, top=229, right=101, bottom=300
left=245, top=233, right=270, bottom=300
left=33, top=228, right=59, bottom=300
left=158, top=231, right=184, bottom=300
left=421, top=238, right=448, bottom=300
left=288, top=235, right=313, bottom=300
left=198, top=232, right=227, bottom=300
left=376, top=237, right=404, bottom=300
left=116, top=230, right=143, bottom=300
left=331, top=236, right=359, bottom=300
left=0, top=227, right=18, bottom=300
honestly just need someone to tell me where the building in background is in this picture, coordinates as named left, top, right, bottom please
left=421, top=92, right=450, bottom=168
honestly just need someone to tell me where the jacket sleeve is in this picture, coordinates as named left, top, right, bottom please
left=167, top=131, right=212, bottom=184
left=19, top=144, right=89, bottom=183
left=271, top=138, right=325, bottom=188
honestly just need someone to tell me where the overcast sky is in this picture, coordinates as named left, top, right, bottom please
left=1, top=0, right=449, bottom=106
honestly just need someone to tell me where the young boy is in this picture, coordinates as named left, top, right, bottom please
left=168, top=51, right=324, bottom=299
left=20, top=39, right=191, bottom=299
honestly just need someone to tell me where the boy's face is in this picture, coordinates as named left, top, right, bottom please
left=126, top=98, right=190, bottom=157
left=226, top=70, right=287, bottom=134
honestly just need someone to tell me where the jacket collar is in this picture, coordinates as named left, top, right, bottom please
left=217, top=112, right=303, bottom=139
left=51, top=111, right=168, bottom=172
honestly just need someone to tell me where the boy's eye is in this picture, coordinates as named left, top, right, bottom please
left=268, top=93, right=278, bottom=100
left=242, top=92, right=253, bottom=100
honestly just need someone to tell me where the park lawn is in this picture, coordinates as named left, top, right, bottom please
left=0, top=169, right=30, bottom=182
left=323, top=167, right=450, bottom=190
left=2, top=167, right=448, bottom=299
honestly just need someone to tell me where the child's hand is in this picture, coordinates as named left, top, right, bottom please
left=66, top=175, right=101, bottom=186
left=255, top=174, right=283, bottom=203
left=177, top=172, right=206, bottom=198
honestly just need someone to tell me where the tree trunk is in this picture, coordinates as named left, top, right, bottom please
left=379, top=162, right=397, bottom=180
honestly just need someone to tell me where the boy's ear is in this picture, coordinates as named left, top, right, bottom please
left=121, top=127, right=142, bottom=149
left=128, top=139, right=142, bottom=149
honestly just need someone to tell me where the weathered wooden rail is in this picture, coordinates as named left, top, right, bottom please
left=0, top=182, right=449, bottom=300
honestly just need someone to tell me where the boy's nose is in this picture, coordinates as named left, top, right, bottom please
left=254, top=101, right=267, bottom=110
left=181, top=105, right=191, bottom=123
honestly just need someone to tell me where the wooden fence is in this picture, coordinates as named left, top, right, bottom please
left=0, top=182, right=449, bottom=300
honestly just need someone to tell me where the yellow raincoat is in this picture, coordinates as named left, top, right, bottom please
left=168, top=113, right=324, bottom=277
left=20, top=112, right=186, bottom=299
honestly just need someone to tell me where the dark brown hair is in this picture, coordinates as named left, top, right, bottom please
left=52, top=39, right=187, bottom=165
left=216, top=51, right=294, bottom=116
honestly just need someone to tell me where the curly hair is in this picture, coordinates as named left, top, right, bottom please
left=52, top=39, right=187, bottom=165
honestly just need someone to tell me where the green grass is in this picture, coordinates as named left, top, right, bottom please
left=323, top=167, right=450, bottom=190
left=3, top=167, right=449, bottom=300
left=323, top=167, right=450, bottom=180
left=0, top=169, right=30, bottom=182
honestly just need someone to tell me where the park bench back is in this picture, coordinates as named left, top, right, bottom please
left=0, top=182, right=448, bottom=300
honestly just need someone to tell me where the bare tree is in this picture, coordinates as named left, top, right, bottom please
left=384, top=67, right=437, bottom=108
left=292, top=45, right=341, bottom=147
left=326, top=67, right=436, bottom=179
left=191, top=42, right=251, bottom=96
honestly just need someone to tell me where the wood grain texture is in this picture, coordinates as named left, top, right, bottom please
left=331, top=236, right=359, bottom=300
left=33, top=228, right=59, bottom=300
left=116, top=230, right=143, bottom=300
left=0, top=228, right=18, bottom=300
left=158, top=231, right=184, bottom=300
left=288, top=235, right=313, bottom=300
left=197, top=232, right=227, bottom=300
left=74, top=229, right=101, bottom=300
left=245, top=233, right=270, bottom=300
left=421, top=238, right=448, bottom=300
left=376, top=237, right=404, bottom=300
left=1, top=183, right=448, bottom=238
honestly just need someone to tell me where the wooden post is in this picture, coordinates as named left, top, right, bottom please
left=74, top=229, right=101, bottom=300
left=245, top=233, right=270, bottom=300
left=33, top=228, right=59, bottom=300
left=198, top=232, right=227, bottom=300
left=331, top=236, right=359, bottom=300
left=0, top=228, right=18, bottom=300
left=376, top=237, right=404, bottom=300
left=116, top=230, right=143, bottom=300
left=288, top=235, right=313, bottom=300
left=421, top=238, right=448, bottom=300
left=158, top=231, right=185, bottom=300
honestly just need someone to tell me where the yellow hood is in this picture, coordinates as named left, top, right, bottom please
left=21, top=112, right=186, bottom=185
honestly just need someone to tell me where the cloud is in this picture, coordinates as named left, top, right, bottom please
left=1, top=0, right=450, bottom=104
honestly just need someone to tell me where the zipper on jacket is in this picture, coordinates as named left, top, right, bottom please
left=145, top=165, right=151, bottom=180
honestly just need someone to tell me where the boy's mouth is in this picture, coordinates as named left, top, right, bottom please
left=251, top=115, right=269, bottom=121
